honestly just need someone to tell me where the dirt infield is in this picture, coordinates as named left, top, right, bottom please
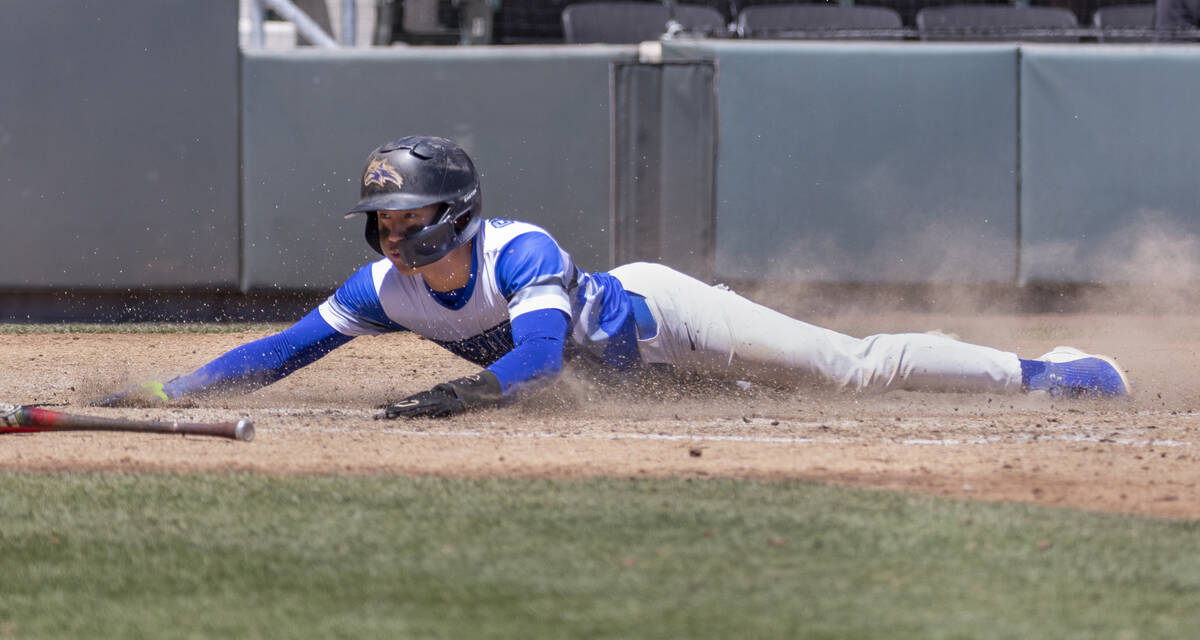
left=2, top=311, right=1198, bottom=519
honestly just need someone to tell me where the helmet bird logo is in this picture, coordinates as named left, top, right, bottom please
left=364, top=157, right=403, bottom=190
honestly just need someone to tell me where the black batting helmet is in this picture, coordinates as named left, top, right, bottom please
left=344, top=136, right=483, bottom=268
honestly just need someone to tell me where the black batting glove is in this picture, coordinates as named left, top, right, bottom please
left=378, top=386, right=464, bottom=419
left=376, top=370, right=503, bottom=420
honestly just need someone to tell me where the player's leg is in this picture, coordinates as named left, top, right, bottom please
left=611, top=263, right=1022, bottom=393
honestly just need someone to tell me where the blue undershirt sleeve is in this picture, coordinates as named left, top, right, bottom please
left=162, top=308, right=354, bottom=398
left=485, top=308, right=569, bottom=397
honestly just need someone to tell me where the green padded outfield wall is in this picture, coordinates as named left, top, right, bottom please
left=240, top=47, right=624, bottom=291
left=1020, top=45, right=1200, bottom=284
left=0, top=0, right=240, bottom=289
left=664, top=40, right=1021, bottom=284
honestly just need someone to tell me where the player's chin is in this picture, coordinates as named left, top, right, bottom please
left=386, top=254, right=420, bottom=275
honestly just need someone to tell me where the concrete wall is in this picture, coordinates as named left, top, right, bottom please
left=4, top=0, right=1200, bottom=321
left=0, top=0, right=240, bottom=289
left=666, top=40, right=1022, bottom=284
left=611, top=61, right=718, bottom=282
left=1020, top=45, right=1200, bottom=284
left=240, top=46, right=622, bottom=291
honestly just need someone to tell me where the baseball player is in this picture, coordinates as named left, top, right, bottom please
left=98, top=136, right=1130, bottom=417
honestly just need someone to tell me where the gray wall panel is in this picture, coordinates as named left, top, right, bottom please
left=0, top=0, right=240, bottom=289
left=612, top=61, right=717, bottom=281
left=1020, top=45, right=1200, bottom=284
left=667, top=41, right=1020, bottom=284
left=8, top=16, right=1200, bottom=318
left=241, top=47, right=625, bottom=291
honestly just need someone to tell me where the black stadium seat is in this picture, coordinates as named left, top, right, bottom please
left=1092, top=3, right=1156, bottom=41
left=562, top=2, right=728, bottom=42
left=737, top=4, right=905, bottom=39
left=916, top=4, right=1080, bottom=40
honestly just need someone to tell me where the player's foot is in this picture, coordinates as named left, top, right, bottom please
left=1023, top=346, right=1130, bottom=398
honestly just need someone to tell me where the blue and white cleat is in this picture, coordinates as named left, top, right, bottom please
left=1025, top=346, right=1131, bottom=398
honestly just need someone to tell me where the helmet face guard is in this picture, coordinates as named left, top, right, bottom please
left=397, top=218, right=461, bottom=268
left=346, top=136, right=482, bottom=266
left=366, top=194, right=482, bottom=268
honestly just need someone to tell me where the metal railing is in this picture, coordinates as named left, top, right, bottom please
left=247, top=0, right=351, bottom=48
left=244, top=0, right=496, bottom=47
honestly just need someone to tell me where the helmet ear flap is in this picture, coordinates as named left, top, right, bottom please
left=449, top=188, right=480, bottom=234
left=364, top=212, right=382, bottom=255
left=448, top=204, right=472, bottom=234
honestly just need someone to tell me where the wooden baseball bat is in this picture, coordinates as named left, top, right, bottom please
left=0, top=403, right=254, bottom=442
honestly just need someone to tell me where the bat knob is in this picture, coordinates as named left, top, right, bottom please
left=235, top=419, right=255, bottom=442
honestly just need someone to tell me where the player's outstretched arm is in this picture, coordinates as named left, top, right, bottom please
left=95, top=309, right=353, bottom=407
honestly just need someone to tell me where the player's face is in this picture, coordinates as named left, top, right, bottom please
left=378, top=205, right=440, bottom=274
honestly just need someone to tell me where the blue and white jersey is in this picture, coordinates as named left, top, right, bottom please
left=318, top=218, right=619, bottom=367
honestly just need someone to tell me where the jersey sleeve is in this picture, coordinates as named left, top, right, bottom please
left=318, top=262, right=407, bottom=336
left=482, top=233, right=575, bottom=397
left=485, top=307, right=569, bottom=397
left=162, top=308, right=354, bottom=398
left=495, top=231, right=572, bottom=319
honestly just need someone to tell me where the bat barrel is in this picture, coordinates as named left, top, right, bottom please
left=234, top=419, right=255, bottom=442
left=157, top=418, right=255, bottom=441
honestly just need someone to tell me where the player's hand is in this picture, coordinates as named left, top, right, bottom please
left=377, top=386, right=465, bottom=419
left=375, top=371, right=503, bottom=420
left=94, top=381, right=169, bottom=408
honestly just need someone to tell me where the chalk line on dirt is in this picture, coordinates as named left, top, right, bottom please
left=248, top=425, right=1197, bottom=448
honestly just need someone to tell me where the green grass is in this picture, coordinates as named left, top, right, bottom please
left=1, top=473, right=1198, bottom=639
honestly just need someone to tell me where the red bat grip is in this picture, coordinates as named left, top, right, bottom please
left=23, top=406, right=64, bottom=426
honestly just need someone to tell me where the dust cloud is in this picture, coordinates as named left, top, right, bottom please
left=713, top=209, right=1200, bottom=389
left=727, top=209, right=1200, bottom=316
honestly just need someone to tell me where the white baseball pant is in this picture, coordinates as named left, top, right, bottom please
left=610, top=262, right=1023, bottom=393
